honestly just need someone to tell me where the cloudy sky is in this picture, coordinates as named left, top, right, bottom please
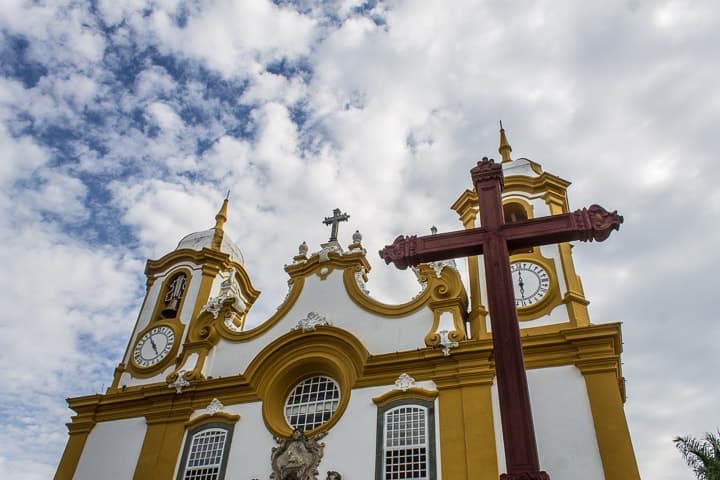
left=1, top=0, right=717, bottom=478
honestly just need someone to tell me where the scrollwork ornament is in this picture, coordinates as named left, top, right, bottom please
left=294, top=312, right=330, bottom=332
left=394, top=373, right=416, bottom=391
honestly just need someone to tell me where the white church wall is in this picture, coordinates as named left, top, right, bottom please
left=208, top=269, right=434, bottom=379
left=73, top=418, right=146, bottom=480
left=491, top=366, right=605, bottom=479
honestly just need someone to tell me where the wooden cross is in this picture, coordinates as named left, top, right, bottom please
left=323, top=208, right=350, bottom=242
left=379, top=158, right=623, bottom=480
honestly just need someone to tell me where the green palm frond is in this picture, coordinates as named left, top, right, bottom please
left=675, top=431, right=720, bottom=480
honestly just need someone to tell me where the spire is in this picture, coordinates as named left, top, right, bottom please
left=211, top=192, right=229, bottom=251
left=498, top=120, right=512, bottom=163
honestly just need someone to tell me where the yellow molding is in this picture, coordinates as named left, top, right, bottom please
left=185, top=411, right=240, bottom=429
left=245, top=326, right=368, bottom=437
left=372, top=387, right=439, bottom=407
left=343, top=266, right=431, bottom=316
left=145, top=248, right=236, bottom=279
left=63, top=324, right=626, bottom=428
left=285, top=249, right=371, bottom=280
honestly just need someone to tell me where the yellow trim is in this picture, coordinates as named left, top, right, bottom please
left=372, top=387, right=438, bottom=407
left=437, top=379, right=498, bottom=479
left=580, top=367, right=640, bottom=478
left=245, top=326, right=368, bottom=438
left=133, top=406, right=193, bottom=480
left=285, top=249, right=371, bottom=281
left=59, top=324, right=636, bottom=479
left=149, top=267, right=193, bottom=322
left=53, top=416, right=97, bottom=480
left=343, top=266, right=431, bottom=316
left=185, top=411, right=240, bottom=429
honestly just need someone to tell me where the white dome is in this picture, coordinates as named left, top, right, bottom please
left=176, top=228, right=244, bottom=264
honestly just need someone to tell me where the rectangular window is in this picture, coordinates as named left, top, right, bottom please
left=376, top=400, right=436, bottom=480
left=177, top=423, right=233, bottom=480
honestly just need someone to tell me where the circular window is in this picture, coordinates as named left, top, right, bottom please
left=284, top=376, right=340, bottom=431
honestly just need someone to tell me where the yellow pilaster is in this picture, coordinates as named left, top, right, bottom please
left=437, top=375, right=498, bottom=480
left=451, top=190, right=488, bottom=338
left=54, top=418, right=96, bottom=480
left=133, top=407, right=193, bottom=480
left=579, top=364, right=640, bottom=479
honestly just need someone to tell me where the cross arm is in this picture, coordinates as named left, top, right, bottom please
left=504, top=204, right=623, bottom=250
left=379, top=227, right=491, bottom=270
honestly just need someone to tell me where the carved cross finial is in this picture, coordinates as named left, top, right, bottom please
left=323, top=208, right=350, bottom=242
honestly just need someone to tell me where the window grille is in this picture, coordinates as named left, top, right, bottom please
left=378, top=402, right=435, bottom=480
left=284, top=376, right=340, bottom=431
left=179, top=427, right=230, bottom=480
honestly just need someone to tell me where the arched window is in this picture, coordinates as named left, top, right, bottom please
left=376, top=399, right=436, bottom=480
left=503, top=202, right=529, bottom=224
left=177, top=422, right=233, bottom=480
left=161, top=272, right=187, bottom=318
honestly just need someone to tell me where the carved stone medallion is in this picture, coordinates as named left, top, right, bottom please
left=270, top=429, right=327, bottom=480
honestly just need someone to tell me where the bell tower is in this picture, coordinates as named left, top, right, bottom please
left=452, top=125, right=592, bottom=338
left=108, top=198, right=259, bottom=392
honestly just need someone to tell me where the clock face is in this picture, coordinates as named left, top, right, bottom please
left=132, top=325, right=175, bottom=368
left=511, top=261, right=551, bottom=308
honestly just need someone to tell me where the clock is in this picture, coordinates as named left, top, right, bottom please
left=132, top=325, right=176, bottom=368
left=511, top=261, right=551, bottom=308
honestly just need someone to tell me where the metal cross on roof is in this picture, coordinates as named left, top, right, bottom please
left=323, top=208, right=350, bottom=242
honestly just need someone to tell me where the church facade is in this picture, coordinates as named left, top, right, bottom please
left=55, top=131, right=640, bottom=480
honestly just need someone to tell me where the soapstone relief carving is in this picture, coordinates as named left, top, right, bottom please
left=270, top=429, right=327, bottom=480
left=354, top=268, right=370, bottom=295
left=168, top=370, right=190, bottom=394
left=201, top=268, right=247, bottom=318
left=437, top=329, right=459, bottom=356
left=429, top=259, right=457, bottom=278
left=206, top=398, right=224, bottom=415
left=394, top=373, right=416, bottom=391
left=294, top=312, right=330, bottom=332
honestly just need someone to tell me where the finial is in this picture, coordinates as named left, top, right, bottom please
left=430, top=226, right=438, bottom=235
left=498, top=120, right=512, bottom=163
left=352, top=230, right=362, bottom=243
left=299, top=241, right=309, bottom=256
left=212, top=197, right=229, bottom=250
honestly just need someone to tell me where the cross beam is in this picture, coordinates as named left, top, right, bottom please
left=379, top=158, right=622, bottom=480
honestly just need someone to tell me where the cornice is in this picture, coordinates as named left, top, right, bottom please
left=66, top=323, right=626, bottom=425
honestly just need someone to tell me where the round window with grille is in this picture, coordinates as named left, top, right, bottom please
left=284, top=376, right=340, bottom=431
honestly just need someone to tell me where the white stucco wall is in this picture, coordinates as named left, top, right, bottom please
left=492, top=365, right=605, bottom=480
left=73, top=418, right=146, bottom=480
left=209, top=269, right=436, bottom=379
left=184, top=381, right=439, bottom=479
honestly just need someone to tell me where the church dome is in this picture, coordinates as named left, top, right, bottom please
left=175, top=228, right=244, bottom=264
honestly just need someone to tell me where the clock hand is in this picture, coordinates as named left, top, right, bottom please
left=149, top=336, right=159, bottom=355
left=517, top=269, right=526, bottom=299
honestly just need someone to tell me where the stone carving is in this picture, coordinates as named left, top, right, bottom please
left=318, top=242, right=343, bottom=263
left=294, top=312, right=330, bottom=332
left=428, top=259, right=457, bottom=278
left=201, top=268, right=247, bottom=319
left=326, top=471, right=342, bottom=480
left=299, top=241, right=309, bottom=256
left=437, top=330, right=459, bottom=356
left=352, top=229, right=362, bottom=243
left=394, top=373, right=416, bottom=391
left=168, top=370, right=190, bottom=394
left=206, top=398, right=224, bottom=415
left=270, top=429, right=327, bottom=480
left=354, top=269, right=370, bottom=295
